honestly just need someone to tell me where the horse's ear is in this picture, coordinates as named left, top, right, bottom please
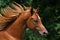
left=36, top=7, right=39, bottom=12
left=33, top=7, right=39, bottom=13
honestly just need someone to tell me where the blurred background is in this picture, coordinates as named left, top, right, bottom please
left=0, top=0, right=60, bottom=40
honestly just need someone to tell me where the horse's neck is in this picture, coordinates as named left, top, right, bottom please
left=5, top=11, right=31, bottom=39
left=0, top=31, right=20, bottom=40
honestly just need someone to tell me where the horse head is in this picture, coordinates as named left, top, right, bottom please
left=26, top=8, right=48, bottom=36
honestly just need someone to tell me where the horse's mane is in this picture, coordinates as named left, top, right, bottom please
left=0, top=2, right=24, bottom=31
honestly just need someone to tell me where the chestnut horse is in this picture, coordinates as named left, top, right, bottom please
left=0, top=3, right=48, bottom=40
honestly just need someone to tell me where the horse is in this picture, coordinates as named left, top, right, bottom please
left=0, top=3, right=48, bottom=40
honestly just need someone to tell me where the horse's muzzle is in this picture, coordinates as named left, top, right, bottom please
left=38, top=31, right=48, bottom=36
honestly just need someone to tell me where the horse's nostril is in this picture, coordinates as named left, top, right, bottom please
left=43, top=32, right=48, bottom=35
left=43, top=32, right=46, bottom=34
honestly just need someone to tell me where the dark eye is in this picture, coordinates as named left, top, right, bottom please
left=33, top=19, right=38, bottom=23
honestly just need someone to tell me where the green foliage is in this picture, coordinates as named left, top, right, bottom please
left=0, top=0, right=13, bottom=8
left=0, top=0, right=60, bottom=40
left=22, top=0, right=60, bottom=40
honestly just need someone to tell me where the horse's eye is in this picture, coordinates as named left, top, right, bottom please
left=33, top=19, right=38, bottom=23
